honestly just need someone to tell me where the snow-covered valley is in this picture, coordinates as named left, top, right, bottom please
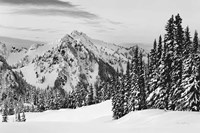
left=1, top=100, right=200, bottom=133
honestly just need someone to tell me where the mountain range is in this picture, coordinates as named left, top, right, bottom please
left=0, top=31, right=146, bottom=92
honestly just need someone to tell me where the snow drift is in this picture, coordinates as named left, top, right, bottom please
left=1, top=100, right=200, bottom=133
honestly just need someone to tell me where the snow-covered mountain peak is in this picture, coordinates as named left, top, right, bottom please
left=70, top=31, right=95, bottom=48
left=70, top=31, right=128, bottom=56
left=61, top=34, right=75, bottom=44
left=71, top=30, right=87, bottom=38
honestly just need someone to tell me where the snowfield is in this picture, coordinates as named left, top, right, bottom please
left=1, top=100, right=200, bottom=133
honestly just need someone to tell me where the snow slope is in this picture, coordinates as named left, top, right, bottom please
left=7, top=42, right=56, bottom=66
left=1, top=100, right=200, bottom=133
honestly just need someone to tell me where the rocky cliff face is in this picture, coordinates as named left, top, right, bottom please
left=0, top=55, right=26, bottom=100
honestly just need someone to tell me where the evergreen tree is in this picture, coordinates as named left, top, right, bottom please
left=17, top=112, right=21, bottom=122
left=148, top=39, right=160, bottom=96
left=170, top=14, right=184, bottom=110
left=149, top=40, right=157, bottom=75
left=126, top=60, right=130, bottom=77
left=67, top=91, right=76, bottom=109
left=146, top=54, right=151, bottom=95
left=128, top=46, right=140, bottom=111
left=21, top=111, right=26, bottom=122
left=87, top=85, right=94, bottom=105
left=147, top=39, right=173, bottom=110
left=138, top=52, right=147, bottom=110
left=178, top=54, right=200, bottom=111
left=112, top=73, right=124, bottom=119
left=128, top=77, right=140, bottom=111
left=123, top=60, right=131, bottom=115
left=99, top=82, right=108, bottom=101
left=132, top=46, right=139, bottom=75
left=164, top=15, right=175, bottom=52
left=174, top=14, right=184, bottom=56
left=48, top=91, right=55, bottom=110
left=183, top=26, right=192, bottom=56
left=53, top=90, right=62, bottom=110
left=37, top=92, right=45, bottom=112
left=2, top=103, right=8, bottom=122
left=75, top=82, right=87, bottom=107
left=120, top=75, right=128, bottom=117
left=109, top=76, right=116, bottom=98
left=176, top=53, right=193, bottom=110
left=192, top=30, right=199, bottom=53
left=155, top=52, right=173, bottom=109
left=157, top=35, right=163, bottom=64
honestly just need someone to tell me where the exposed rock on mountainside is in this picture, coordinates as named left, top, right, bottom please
left=0, top=55, right=27, bottom=100
left=0, top=42, right=9, bottom=59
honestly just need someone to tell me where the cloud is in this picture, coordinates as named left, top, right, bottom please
left=81, top=20, right=117, bottom=32
left=14, top=8, right=98, bottom=19
left=0, top=0, right=122, bottom=32
left=0, top=0, right=75, bottom=8
left=80, top=19, right=123, bottom=29
left=94, top=28, right=115, bottom=33
left=0, top=0, right=99, bottom=20
left=0, top=24, right=55, bottom=32
left=107, top=20, right=123, bottom=25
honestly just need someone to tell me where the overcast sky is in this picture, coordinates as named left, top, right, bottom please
left=0, top=0, right=200, bottom=45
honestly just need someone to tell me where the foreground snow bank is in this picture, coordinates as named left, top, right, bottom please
left=27, top=100, right=112, bottom=122
left=1, top=100, right=200, bottom=133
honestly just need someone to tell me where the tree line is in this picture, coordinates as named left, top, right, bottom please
left=1, top=75, right=114, bottom=122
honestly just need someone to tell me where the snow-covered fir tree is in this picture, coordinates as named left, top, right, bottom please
left=128, top=46, right=140, bottom=112
left=123, top=61, right=131, bottom=115
left=170, top=14, right=184, bottom=110
left=193, top=31, right=199, bottom=53
left=138, top=52, right=147, bottom=110
left=2, top=102, right=8, bottom=122
left=21, top=111, right=26, bottom=122
left=157, top=35, right=163, bottom=65
left=178, top=54, right=200, bottom=111
left=112, top=72, right=124, bottom=119
left=183, top=26, right=192, bottom=56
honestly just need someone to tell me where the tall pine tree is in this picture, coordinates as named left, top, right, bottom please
left=183, top=26, right=192, bottom=56
left=193, top=30, right=199, bottom=53
left=170, top=14, right=184, bottom=110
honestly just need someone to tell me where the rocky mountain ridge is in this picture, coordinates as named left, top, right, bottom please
left=0, top=31, right=145, bottom=92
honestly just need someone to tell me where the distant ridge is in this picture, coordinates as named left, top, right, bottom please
left=0, top=36, right=45, bottom=49
left=119, top=42, right=152, bottom=52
